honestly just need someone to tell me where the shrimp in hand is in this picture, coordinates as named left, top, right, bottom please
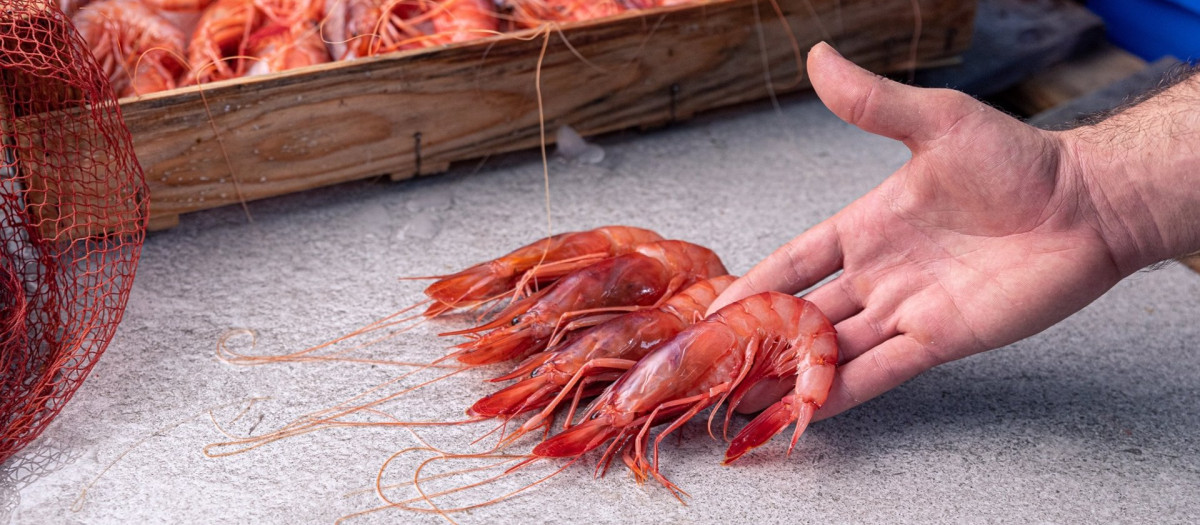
left=471, top=275, right=736, bottom=436
left=531, top=292, right=837, bottom=498
left=719, top=295, right=839, bottom=463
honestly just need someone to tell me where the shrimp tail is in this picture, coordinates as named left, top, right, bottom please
left=532, top=419, right=620, bottom=458
left=721, top=394, right=814, bottom=465
left=469, top=377, right=555, bottom=417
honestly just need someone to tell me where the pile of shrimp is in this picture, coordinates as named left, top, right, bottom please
left=63, top=0, right=704, bottom=97
left=214, top=225, right=839, bottom=512
left=424, top=226, right=837, bottom=498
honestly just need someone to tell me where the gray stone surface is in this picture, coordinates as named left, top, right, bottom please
left=5, top=93, right=1200, bottom=524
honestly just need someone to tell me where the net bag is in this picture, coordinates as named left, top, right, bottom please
left=1, top=0, right=147, bottom=464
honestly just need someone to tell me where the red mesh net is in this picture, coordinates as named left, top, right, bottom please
left=1, top=0, right=147, bottom=465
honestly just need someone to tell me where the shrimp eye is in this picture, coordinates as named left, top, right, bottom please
left=589, top=412, right=601, bottom=420
left=529, top=368, right=541, bottom=378
left=510, top=316, right=521, bottom=326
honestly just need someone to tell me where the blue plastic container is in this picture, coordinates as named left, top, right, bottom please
left=1089, top=0, right=1200, bottom=62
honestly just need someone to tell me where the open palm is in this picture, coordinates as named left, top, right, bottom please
left=710, top=43, right=1128, bottom=418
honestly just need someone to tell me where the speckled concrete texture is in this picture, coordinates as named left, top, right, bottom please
left=5, top=93, right=1199, bottom=524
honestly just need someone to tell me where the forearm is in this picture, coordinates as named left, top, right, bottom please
left=1063, top=67, right=1200, bottom=274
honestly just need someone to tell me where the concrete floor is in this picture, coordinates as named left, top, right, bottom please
left=5, top=93, right=1200, bottom=524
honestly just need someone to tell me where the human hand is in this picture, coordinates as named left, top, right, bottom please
left=709, top=42, right=1135, bottom=420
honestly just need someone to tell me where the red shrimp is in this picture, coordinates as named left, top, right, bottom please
left=503, top=0, right=626, bottom=28
left=72, top=0, right=188, bottom=97
left=418, top=225, right=663, bottom=317
left=255, top=0, right=324, bottom=25
left=340, top=0, right=384, bottom=58
left=469, top=275, right=736, bottom=429
left=530, top=292, right=836, bottom=498
left=442, top=240, right=726, bottom=366
left=427, top=0, right=499, bottom=45
left=189, top=0, right=328, bottom=81
left=342, top=0, right=432, bottom=57
left=622, top=0, right=696, bottom=8
left=187, top=0, right=262, bottom=84
left=135, top=0, right=214, bottom=45
left=319, top=0, right=348, bottom=59
left=243, top=0, right=329, bottom=76
left=140, top=0, right=216, bottom=11
left=721, top=305, right=839, bottom=463
left=245, top=20, right=332, bottom=76
left=59, top=0, right=92, bottom=16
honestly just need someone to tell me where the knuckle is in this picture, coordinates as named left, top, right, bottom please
left=869, top=349, right=901, bottom=386
left=837, top=274, right=865, bottom=308
left=781, top=243, right=808, bottom=288
left=849, top=78, right=881, bottom=126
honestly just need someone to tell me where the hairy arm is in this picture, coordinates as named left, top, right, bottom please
left=1070, top=72, right=1200, bottom=272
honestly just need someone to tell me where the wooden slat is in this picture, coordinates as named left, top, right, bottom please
left=16, top=107, right=143, bottom=239
left=114, top=0, right=976, bottom=229
left=1000, top=43, right=1147, bottom=116
left=1027, top=55, right=1184, bottom=130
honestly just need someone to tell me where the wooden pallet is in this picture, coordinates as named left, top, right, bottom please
left=79, top=0, right=975, bottom=230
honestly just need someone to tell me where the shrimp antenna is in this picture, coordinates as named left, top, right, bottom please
left=203, top=361, right=483, bottom=457
left=347, top=449, right=576, bottom=520
left=216, top=298, right=442, bottom=366
left=335, top=448, right=527, bottom=522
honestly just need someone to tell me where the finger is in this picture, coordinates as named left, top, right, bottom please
left=812, top=334, right=940, bottom=421
left=707, top=221, right=841, bottom=316
left=832, top=310, right=897, bottom=365
left=807, top=41, right=981, bottom=149
left=800, top=275, right=862, bottom=325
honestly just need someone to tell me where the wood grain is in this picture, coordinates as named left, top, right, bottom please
left=112, top=0, right=976, bottom=229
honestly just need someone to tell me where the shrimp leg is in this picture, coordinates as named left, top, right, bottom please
left=529, top=292, right=836, bottom=497
left=636, top=339, right=757, bottom=496
left=499, top=357, right=636, bottom=444
left=561, top=373, right=621, bottom=429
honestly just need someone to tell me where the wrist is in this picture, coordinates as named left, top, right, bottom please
left=1059, top=72, right=1200, bottom=274
left=1060, top=127, right=1164, bottom=274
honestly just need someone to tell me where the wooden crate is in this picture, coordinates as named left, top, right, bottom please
left=114, top=0, right=976, bottom=230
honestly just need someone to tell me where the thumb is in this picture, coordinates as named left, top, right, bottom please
left=807, top=41, right=980, bottom=149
